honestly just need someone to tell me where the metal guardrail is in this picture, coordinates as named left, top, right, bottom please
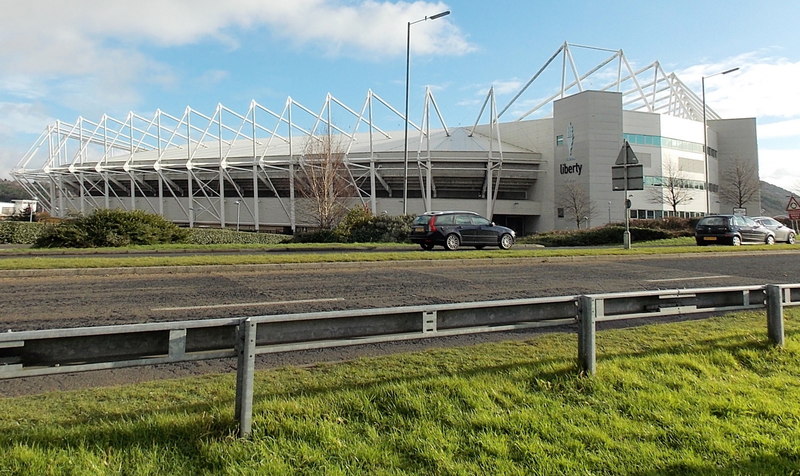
left=1, top=283, right=798, bottom=437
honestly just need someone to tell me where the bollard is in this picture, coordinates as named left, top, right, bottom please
left=578, top=295, right=596, bottom=375
left=766, top=284, right=785, bottom=347
left=235, top=318, right=257, bottom=438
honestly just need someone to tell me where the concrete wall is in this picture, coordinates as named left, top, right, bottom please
left=553, top=91, right=623, bottom=229
left=711, top=118, right=760, bottom=214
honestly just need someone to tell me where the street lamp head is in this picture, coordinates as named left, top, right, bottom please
left=429, top=10, right=450, bottom=20
left=721, top=67, right=740, bottom=75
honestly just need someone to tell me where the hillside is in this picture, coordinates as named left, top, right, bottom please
left=761, top=180, right=798, bottom=217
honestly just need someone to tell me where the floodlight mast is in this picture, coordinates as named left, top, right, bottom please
left=403, top=10, right=450, bottom=215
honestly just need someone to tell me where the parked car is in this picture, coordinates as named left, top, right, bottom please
left=695, top=215, right=775, bottom=246
left=752, top=216, right=796, bottom=244
left=410, top=211, right=515, bottom=251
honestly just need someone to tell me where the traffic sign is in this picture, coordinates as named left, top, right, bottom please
left=787, top=196, right=800, bottom=219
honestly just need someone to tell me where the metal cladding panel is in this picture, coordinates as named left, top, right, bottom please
left=185, top=325, right=238, bottom=353
left=20, top=331, right=169, bottom=366
left=436, top=301, right=578, bottom=329
left=254, top=312, right=422, bottom=345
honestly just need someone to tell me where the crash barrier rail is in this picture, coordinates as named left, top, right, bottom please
left=1, top=283, right=798, bottom=437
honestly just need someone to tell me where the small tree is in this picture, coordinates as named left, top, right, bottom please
left=648, top=161, right=693, bottom=214
left=719, top=159, right=760, bottom=209
left=294, top=134, right=355, bottom=229
left=558, top=182, right=595, bottom=229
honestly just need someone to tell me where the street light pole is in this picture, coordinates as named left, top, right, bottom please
left=235, top=200, right=241, bottom=232
left=702, top=67, right=739, bottom=215
left=403, top=10, right=450, bottom=216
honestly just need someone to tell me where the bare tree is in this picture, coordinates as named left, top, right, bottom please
left=648, top=161, right=693, bottom=214
left=719, top=159, right=760, bottom=208
left=558, top=181, right=595, bottom=229
left=294, top=135, right=355, bottom=229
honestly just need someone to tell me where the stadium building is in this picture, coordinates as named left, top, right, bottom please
left=12, top=43, right=760, bottom=235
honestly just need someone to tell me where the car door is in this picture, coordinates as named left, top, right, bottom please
left=472, top=215, right=497, bottom=244
left=736, top=216, right=761, bottom=243
left=454, top=214, right=477, bottom=244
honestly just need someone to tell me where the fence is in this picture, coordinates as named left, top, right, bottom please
left=2, top=283, right=799, bottom=437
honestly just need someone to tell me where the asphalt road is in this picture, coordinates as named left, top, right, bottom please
left=1, top=250, right=799, bottom=395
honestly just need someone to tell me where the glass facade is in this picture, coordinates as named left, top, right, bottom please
left=624, top=133, right=717, bottom=158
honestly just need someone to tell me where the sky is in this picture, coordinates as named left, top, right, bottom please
left=1, top=0, right=799, bottom=196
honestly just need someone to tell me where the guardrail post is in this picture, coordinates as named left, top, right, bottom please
left=235, top=318, right=257, bottom=438
left=766, top=284, right=785, bottom=347
left=577, top=295, right=596, bottom=375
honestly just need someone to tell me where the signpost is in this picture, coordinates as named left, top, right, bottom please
left=787, top=196, right=800, bottom=220
left=612, top=141, right=643, bottom=249
left=787, top=196, right=800, bottom=231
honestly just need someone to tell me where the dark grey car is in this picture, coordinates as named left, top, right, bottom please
left=753, top=217, right=796, bottom=244
left=410, top=211, right=516, bottom=251
left=695, top=215, right=775, bottom=246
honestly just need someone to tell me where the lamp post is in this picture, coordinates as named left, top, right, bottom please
left=403, top=9, right=450, bottom=215
left=702, top=67, right=739, bottom=215
left=235, top=200, right=241, bottom=232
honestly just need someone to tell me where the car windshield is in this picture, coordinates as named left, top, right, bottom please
left=699, top=217, right=727, bottom=226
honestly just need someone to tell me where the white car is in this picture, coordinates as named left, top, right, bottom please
left=753, top=217, right=796, bottom=244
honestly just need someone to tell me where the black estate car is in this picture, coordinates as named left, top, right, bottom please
left=410, top=211, right=516, bottom=251
left=695, top=214, right=775, bottom=246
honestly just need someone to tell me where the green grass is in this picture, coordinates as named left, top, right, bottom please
left=1, top=309, right=798, bottom=474
left=1, top=241, right=798, bottom=270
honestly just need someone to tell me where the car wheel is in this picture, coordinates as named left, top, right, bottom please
left=766, top=235, right=775, bottom=245
left=499, top=233, right=514, bottom=250
left=788, top=232, right=796, bottom=245
left=420, top=243, right=434, bottom=251
left=731, top=235, right=742, bottom=246
left=444, top=234, right=461, bottom=251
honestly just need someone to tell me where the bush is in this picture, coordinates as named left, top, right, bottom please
left=33, top=209, right=188, bottom=248
left=289, top=229, right=341, bottom=243
left=185, top=228, right=290, bottom=245
left=0, top=221, right=45, bottom=244
left=521, top=226, right=674, bottom=247
left=289, top=208, right=413, bottom=243
left=347, top=214, right=412, bottom=243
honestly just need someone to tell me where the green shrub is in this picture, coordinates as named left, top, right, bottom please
left=185, top=228, right=290, bottom=245
left=289, top=208, right=413, bottom=243
left=290, top=229, right=341, bottom=243
left=33, top=209, right=188, bottom=248
left=333, top=206, right=373, bottom=241
left=0, top=221, right=45, bottom=244
left=521, top=226, right=673, bottom=247
left=346, top=214, right=412, bottom=243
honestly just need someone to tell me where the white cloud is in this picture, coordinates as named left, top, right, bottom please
left=758, top=119, right=800, bottom=140
left=677, top=52, right=800, bottom=120
left=0, top=102, right=51, bottom=137
left=759, top=148, right=800, bottom=191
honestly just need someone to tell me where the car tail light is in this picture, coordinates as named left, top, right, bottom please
left=429, top=216, right=437, bottom=232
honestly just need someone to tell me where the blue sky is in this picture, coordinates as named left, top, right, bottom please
left=1, top=0, right=799, bottom=195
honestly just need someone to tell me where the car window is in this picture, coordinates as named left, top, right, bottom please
left=412, top=216, right=429, bottom=225
left=699, top=217, right=725, bottom=226
left=733, top=216, right=746, bottom=226
left=473, top=217, right=491, bottom=226
left=761, top=218, right=779, bottom=226
left=436, top=214, right=455, bottom=225
left=455, top=215, right=473, bottom=225
left=742, top=217, right=757, bottom=226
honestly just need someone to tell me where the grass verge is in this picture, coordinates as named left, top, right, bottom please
left=0, top=242, right=798, bottom=270
left=1, top=309, right=798, bottom=474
